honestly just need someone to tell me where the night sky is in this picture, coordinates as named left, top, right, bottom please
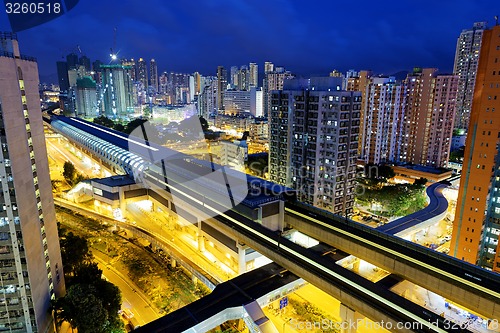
left=1, top=0, right=498, bottom=82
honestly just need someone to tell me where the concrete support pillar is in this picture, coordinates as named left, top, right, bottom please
left=198, top=235, right=205, bottom=252
left=257, top=207, right=263, bottom=224
left=119, top=187, right=126, bottom=215
left=339, top=303, right=359, bottom=333
left=196, top=219, right=205, bottom=252
left=237, top=242, right=246, bottom=274
left=278, top=200, right=285, bottom=232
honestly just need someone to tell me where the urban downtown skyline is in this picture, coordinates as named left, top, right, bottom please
left=0, top=0, right=498, bottom=80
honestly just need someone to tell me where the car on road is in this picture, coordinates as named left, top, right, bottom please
left=119, top=308, right=134, bottom=320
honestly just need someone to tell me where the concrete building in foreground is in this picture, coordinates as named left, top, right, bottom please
left=451, top=25, right=500, bottom=272
left=0, top=32, right=65, bottom=333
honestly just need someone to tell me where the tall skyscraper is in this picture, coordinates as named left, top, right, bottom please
left=453, top=22, right=487, bottom=131
left=149, top=58, right=158, bottom=93
left=193, top=71, right=202, bottom=96
left=79, top=55, right=91, bottom=72
left=56, top=61, right=69, bottom=92
left=450, top=25, right=500, bottom=272
left=237, top=65, right=250, bottom=91
left=216, top=66, right=227, bottom=113
left=0, top=32, right=65, bottom=333
left=65, top=52, right=79, bottom=70
left=269, top=77, right=360, bottom=215
left=100, top=64, right=134, bottom=118
left=136, top=58, right=148, bottom=89
left=230, top=66, right=239, bottom=88
left=249, top=62, right=258, bottom=87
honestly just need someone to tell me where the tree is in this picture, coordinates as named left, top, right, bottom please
left=54, top=284, right=108, bottom=333
left=123, top=118, right=148, bottom=134
left=413, top=177, right=428, bottom=186
left=62, top=161, right=76, bottom=185
left=60, top=231, right=91, bottom=277
left=93, top=116, right=115, bottom=128
left=113, top=123, right=125, bottom=132
left=199, top=116, right=209, bottom=132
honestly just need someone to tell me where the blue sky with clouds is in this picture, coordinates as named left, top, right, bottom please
left=1, top=0, right=498, bottom=80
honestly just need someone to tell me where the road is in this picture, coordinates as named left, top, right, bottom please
left=93, top=253, right=161, bottom=326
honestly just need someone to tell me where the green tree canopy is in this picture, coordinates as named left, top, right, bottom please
left=54, top=284, right=108, bottom=333
left=93, top=116, right=115, bottom=128
left=59, top=231, right=91, bottom=277
left=62, top=161, right=76, bottom=185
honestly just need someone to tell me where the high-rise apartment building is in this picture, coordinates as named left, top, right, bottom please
left=197, top=78, right=217, bottom=121
left=264, top=61, right=274, bottom=74
left=249, top=62, right=258, bottom=87
left=237, top=65, right=250, bottom=91
left=216, top=66, right=227, bottom=113
left=223, top=87, right=263, bottom=117
left=263, top=66, right=294, bottom=117
left=76, top=76, right=98, bottom=118
left=346, top=70, right=371, bottom=156
left=100, top=64, right=134, bottom=118
left=361, top=77, right=404, bottom=164
left=399, top=68, right=458, bottom=168
left=121, top=59, right=136, bottom=82
left=0, top=32, right=65, bottom=333
left=149, top=58, right=158, bottom=93
left=451, top=25, right=500, bottom=272
left=269, top=77, right=360, bottom=215
left=453, top=22, right=487, bottom=131
left=193, top=71, right=202, bottom=96
left=136, top=58, right=148, bottom=89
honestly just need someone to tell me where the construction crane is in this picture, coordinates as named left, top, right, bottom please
left=109, top=27, right=118, bottom=61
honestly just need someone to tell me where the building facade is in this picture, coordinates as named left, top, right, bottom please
left=216, top=66, right=227, bottom=113
left=149, top=58, right=158, bottom=93
left=220, top=140, right=248, bottom=172
left=75, top=76, right=98, bottom=118
left=0, top=32, right=65, bottom=333
left=100, top=64, right=134, bottom=118
left=263, top=66, right=294, bottom=117
left=451, top=25, right=500, bottom=272
left=398, top=68, right=458, bottom=168
left=453, top=22, right=487, bottom=131
left=136, top=58, right=148, bottom=90
left=269, top=77, right=360, bottom=215
left=361, top=76, right=404, bottom=164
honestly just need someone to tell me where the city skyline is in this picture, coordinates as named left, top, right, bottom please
left=0, top=0, right=497, bottom=80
